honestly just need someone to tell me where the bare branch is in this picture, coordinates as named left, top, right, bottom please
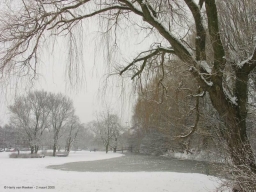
left=48, top=6, right=132, bottom=30
left=119, top=47, right=175, bottom=76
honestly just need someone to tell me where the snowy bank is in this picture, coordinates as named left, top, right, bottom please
left=0, top=151, right=230, bottom=192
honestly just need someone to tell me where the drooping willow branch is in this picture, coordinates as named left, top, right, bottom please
left=176, top=88, right=205, bottom=139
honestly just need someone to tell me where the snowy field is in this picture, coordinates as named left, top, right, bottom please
left=0, top=151, right=230, bottom=192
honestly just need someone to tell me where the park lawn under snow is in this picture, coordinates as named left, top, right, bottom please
left=0, top=151, right=230, bottom=192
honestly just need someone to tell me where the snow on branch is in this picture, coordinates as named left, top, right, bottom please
left=199, top=60, right=212, bottom=74
left=223, top=87, right=238, bottom=106
left=238, top=55, right=253, bottom=69
left=237, top=45, right=256, bottom=73
left=190, top=65, right=213, bottom=86
left=200, top=75, right=213, bottom=86
left=192, top=91, right=205, bottom=97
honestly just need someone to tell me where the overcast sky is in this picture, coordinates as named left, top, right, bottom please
left=0, top=16, right=154, bottom=127
left=0, top=40, right=133, bottom=126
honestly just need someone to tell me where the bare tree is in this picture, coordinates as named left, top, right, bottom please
left=96, top=112, right=121, bottom=153
left=73, top=125, right=95, bottom=150
left=9, top=91, right=50, bottom=154
left=63, top=115, right=81, bottom=154
left=48, top=93, right=75, bottom=156
left=0, top=0, right=256, bottom=189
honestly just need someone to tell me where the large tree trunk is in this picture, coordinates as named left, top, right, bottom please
left=209, top=87, right=256, bottom=169
left=225, top=118, right=256, bottom=172
left=209, top=84, right=256, bottom=190
left=224, top=114, right=256, bottom=191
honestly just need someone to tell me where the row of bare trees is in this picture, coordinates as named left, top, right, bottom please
left=8, top=91, right=82, bottom=156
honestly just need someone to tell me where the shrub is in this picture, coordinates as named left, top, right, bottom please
left=41, top=151, right=54, bottom=156
left=55, top=152, right=69, bottom=157
left=41, top=151, right=69, bottom=157
left=9, top=153, right=44, bottom=158
left=230, top=165, right=256, bottom=191
left=217, top=163, right=256, bottom=191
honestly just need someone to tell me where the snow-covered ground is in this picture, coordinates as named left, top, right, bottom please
left=0, top=151, right=230, bottom=192
left=165, top=151, right=228, bottom=163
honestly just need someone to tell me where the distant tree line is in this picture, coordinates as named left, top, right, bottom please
left=0, top=91, right=85, bottom=156
left=0, top=91, right=126, bottom=155
left=85, top=111, right=124, bottom=153
left=0, top=124, right=28, bottom=149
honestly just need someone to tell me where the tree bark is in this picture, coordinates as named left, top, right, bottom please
left=35, top=145, right=39, bottom=154
left=66, top=137, right=72, bottom=154
left=53, top=142, right=57, bottom=157
left=208, top=87, right=256, bottom=174
left=66, top=142, right=71, bottom=154
left=30, top=146, right=34, bottom=154
left=105, top=144, right=109, bottom=154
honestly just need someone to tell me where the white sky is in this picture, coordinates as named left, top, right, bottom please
left=0, top=42, right=132, bottom=126
left=0, top=16, right=154, bottom=127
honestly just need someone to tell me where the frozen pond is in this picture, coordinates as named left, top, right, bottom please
left=48, top=153, right=226, bottom=176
